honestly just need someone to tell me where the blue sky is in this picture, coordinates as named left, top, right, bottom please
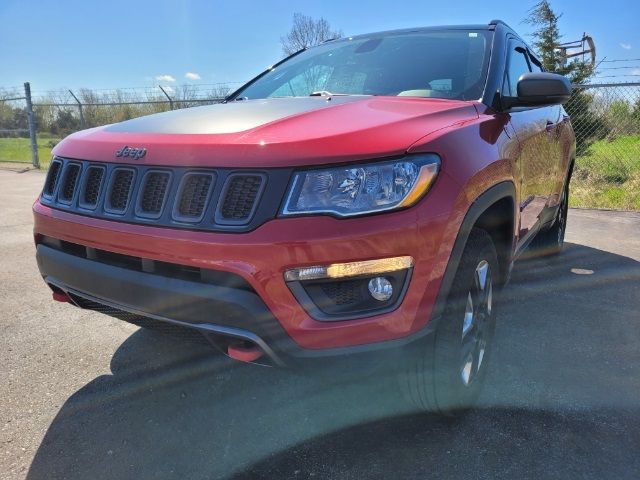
left=1, top=0, right=638, bottom=94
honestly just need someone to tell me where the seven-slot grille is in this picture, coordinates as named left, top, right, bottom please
left=175, top=173, right=214, bottom=221
left=43, top=160, right=62, bottom=197
left=107, top=169, right=135, bottom=213
left=59, top=163, right=81, bottom=203
left=217, top=174, right=265, bottom=223
left=81, top=166, right=104, bottom=208
left=138, top=171, right=171, bottom=217
left=40, top=158, right=280, bottom=232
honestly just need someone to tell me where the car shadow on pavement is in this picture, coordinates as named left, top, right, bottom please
left=26, top=243, right=640, bottom=480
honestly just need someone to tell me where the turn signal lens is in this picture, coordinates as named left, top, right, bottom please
left=284, top=256, right=413, bottom=282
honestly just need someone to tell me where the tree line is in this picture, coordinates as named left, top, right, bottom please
left=0, top=84, right=232, bottom=138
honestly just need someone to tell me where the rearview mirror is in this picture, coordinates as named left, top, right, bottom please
left=513, top=72, right=572, bottom=107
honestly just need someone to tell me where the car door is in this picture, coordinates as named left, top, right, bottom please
left=503, top=40, right=559, bottom=240
left=528, top=53, right=565, bottom=211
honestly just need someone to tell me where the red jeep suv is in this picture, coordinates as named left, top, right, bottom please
left=33, top=20, right=574, bottom=412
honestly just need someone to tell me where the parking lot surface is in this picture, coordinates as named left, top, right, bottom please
left=1, top=169, right=639, bottom=479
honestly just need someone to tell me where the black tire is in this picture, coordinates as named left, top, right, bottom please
left=399, top=228, right=499, bottom=414
left=528, top=181, right=569, bottom=257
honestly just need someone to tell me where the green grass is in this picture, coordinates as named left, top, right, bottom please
left=570, top=135, right=640, bottom=211
left=0, top=136, right=59, bottom=167
left=2, top=132, right=638, bottom=210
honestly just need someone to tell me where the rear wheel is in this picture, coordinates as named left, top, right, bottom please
left=529, top=180, right=570, bottom=257
left=399, top=228, right=499, bottom=414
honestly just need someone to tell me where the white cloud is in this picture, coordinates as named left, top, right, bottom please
left=185, top=72, right=201, bottom=81
left=633, top=68, right=640, bottom=75
left=620, top=43, right=632, bottom=50
left=155, top=74, right=176, bottom=82
left=158, top=85, right=175, bottom=94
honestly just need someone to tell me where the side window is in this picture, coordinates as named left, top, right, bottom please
left=529, top=55, right=544, bottom=73
left=503, top=44, right=531, bottom=97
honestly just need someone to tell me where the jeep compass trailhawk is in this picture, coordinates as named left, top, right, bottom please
left=34, top=20, right=574, bottom=412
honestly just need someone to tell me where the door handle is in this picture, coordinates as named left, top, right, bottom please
left=545, top=121, right=558, bottom=133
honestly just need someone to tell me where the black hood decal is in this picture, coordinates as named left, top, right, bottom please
left=104, top=96, right=366, bottom=135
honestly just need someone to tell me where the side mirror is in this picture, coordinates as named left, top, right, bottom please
left=514, top=72, right=572, bottom=107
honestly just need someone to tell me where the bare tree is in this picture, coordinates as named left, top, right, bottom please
left=280, top=13, right=342, bottom=55
left=208, top=84, right=231, bottom=101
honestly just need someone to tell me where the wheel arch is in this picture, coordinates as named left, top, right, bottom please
left=430, top=181, right=517, bottom=323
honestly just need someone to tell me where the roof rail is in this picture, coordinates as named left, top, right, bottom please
left=489, top=19, right=514, bottom=30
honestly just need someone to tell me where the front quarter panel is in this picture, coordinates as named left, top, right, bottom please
left=408, top=102, right=520, bottom=269
left=409, top=103, right=519, bottom=213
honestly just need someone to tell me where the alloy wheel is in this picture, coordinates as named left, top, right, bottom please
left=460, top=260, right=493, bottom=386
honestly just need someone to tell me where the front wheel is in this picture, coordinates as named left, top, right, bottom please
left=399, top=228, right=499, bottom=414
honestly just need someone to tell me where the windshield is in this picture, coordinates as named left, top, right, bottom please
left=236, top=29, right=492, bottom=101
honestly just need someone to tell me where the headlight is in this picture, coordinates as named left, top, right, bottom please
left=280, top=154, right=440, bottom=217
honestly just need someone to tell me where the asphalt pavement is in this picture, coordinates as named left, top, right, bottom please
left=1, top=168, right=639, bottom=479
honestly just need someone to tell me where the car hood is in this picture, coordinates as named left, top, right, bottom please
left=53, top=96, right=478, bottom=168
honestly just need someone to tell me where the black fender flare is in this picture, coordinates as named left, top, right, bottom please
left=430, top=181, right=517, bottom=323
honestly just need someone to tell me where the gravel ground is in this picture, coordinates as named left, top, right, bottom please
left=1, top=169, right=639, bottom=479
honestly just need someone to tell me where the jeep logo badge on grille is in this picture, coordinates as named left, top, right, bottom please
left=115, top=146, right=147, bottom=159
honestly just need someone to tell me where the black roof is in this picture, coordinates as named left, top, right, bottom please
left=488, top=19, right=516, bottom=30
left=325, top=20, right=516, bottom=44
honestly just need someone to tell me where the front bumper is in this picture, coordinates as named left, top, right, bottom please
left=33, top=182, right=458, bottom=354
left=37, top=244, right=289, bottom=364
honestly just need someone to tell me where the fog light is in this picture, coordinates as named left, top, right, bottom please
left=368, top=277, right=393, bottom=302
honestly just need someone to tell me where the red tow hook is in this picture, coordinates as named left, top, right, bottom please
left=52, top=291, right=70, bottom=303
left=228, top=343, right=264, bottom=363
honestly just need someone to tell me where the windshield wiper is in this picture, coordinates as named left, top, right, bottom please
left=309, top=91, right=351, bottom=97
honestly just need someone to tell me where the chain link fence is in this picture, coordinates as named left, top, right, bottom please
left=565, top=82, right=640, bottom=209
left=2, top=82, right=639, bottom=208
left=567, top=83, right=640, bottom=160
left=0, top=83, right=236, bottom=168
left=31, top=84, right=233, bottom=135
left=0, top=83, right=40, bottom=167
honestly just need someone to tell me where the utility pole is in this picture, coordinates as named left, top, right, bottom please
left=158, top=85, right=174, bottom=110
left=23, top=82, right=39, bottom=169
left=68, top=89, right=85, bottom=129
